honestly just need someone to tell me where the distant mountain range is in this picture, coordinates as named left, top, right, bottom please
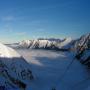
left=1, top=33, right=89, bottom=89
left=13, top=33, right=90, bottom=67
left=18, top=37, right=73, bottom=51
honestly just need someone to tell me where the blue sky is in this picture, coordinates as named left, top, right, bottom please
left=0, top=0, right=90, bottom=43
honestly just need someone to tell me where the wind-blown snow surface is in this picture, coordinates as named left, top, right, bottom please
left=15, top=49, right=90, bottom=90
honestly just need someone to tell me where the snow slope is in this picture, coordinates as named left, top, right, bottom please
left=0, top=43, right=20, bottom=58
left=15, top=49, right=90, bottom=90
left=0, top=43, right=33, bottom=90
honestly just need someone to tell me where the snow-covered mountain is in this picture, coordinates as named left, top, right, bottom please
left=2, top=33, right=90, bottom=90
left=73, top=33, right=90, bottom=51
left=74, top=33, right=90, bottom=68
left=18, top=33, right=90, bottom=67
left=0, top=43, right=34, bottom=90
left=18, top=37, right=73, bottom=50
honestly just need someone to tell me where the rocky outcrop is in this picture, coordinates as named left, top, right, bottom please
left=75, top=33, right=90, bottom=68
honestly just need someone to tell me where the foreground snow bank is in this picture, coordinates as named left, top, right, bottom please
left=0, top=42, right=34, bottom=90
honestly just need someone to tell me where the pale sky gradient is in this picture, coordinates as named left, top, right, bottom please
left=0, top=0, right=90, bottom=43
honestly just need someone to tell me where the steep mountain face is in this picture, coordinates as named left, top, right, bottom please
left=0, top=43, right=34, bottom=90
left=19, top=38, right=73, bottom=50
left=73, top=33, right=90, bottom=51
left=75, top=33, right=90, bottom=67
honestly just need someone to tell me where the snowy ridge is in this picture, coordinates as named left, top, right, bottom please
left=0, top=43, right=34, bottom=90
left=57, top=37, right=72, bottom=48
left=0, top=43, right=20, bottom=58
left=75, top=33, right=90, bottom=67
left=74, top=33, right=90, bottom=51
left=19, top=38, right=72, bottom=50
